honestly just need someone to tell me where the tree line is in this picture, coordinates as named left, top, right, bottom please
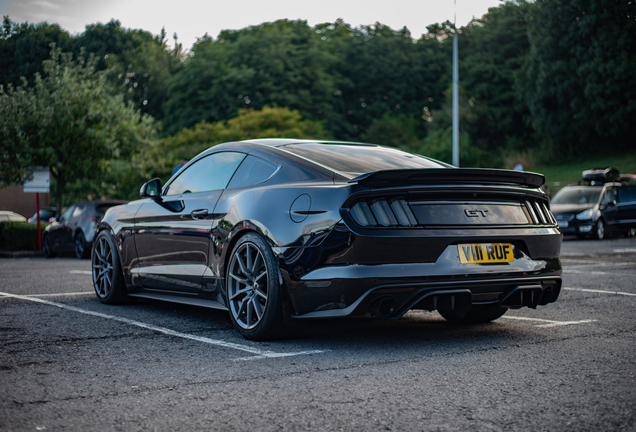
left=1, top=0, right=634, bottom=210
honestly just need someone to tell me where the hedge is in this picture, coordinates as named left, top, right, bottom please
left=0, top=221, right=49, bottom=251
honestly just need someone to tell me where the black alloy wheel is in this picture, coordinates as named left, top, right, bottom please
left=75, top=231, right=90, bottom=259
left=594, top=219, right=606, bottom=240
left=439, top=304, right=508, bottom=324
left=42, top=235, right=56, bottom=258
left=92, top=230, right=126, bottom=304
left=226, top=233, right=286, bottom=340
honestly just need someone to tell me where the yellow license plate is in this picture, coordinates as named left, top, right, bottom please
left=458, top=243, right=514, bottom=264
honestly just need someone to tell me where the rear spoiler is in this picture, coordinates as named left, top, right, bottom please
left=348, top=168, right=545, bottom=188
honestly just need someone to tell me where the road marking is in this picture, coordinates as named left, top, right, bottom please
left=0, top=291, right=326, bottom=360
left=69, top=270, right=92, bottom=275
left=564, top=262, right=634, bottom=268
left=563, top=269, right=613, bottom=275
left=501, top=315, right=597, bottom=328
left=564, top=287, right=636, bottom=297
left=613, top=248, right=636, bottom=253
left=26, top=292, right=95, bottom=297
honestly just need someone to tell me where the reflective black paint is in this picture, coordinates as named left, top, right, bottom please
left=96, top=139, right=562, bottom=323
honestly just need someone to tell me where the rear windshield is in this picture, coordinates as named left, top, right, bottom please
left=551, top=187, right=602, bottom=205
left=279, top=143, right=446, bottom=175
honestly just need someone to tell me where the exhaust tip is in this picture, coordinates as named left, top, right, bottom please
left=370, top=297, right=395, bottom=318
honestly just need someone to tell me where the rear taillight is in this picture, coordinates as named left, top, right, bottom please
left=90, top=216, right=98, bottom=222
left=524, top=200, right=556, bottom=225
left=350, top=198, right=417, bottom=227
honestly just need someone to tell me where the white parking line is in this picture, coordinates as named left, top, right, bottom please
left=26, top=292, right=94, bottom=297
left=564, top=287, right=636, bottom=297
left=0, top=291, right=326, bottom=360
left=613, top=248, right=636, bottom=253
left=564, top=269, right=610, bottom=275
left=501, top=315, right=597, bottom=328
left=69, top=270, right=92, bottom=275
left=564, top=262, right=634, bottom=268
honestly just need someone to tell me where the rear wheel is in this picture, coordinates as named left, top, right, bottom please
left=42, top=235, right=56, bottom=258
left=92, top=230, right=127, bottom=304
left=226, top=233, right=286, bottom=340
left=439, top=305, right=508, bottom=324
left=75, top=231, right=90, bottom=259
left=594, top=219, right=606, bottom=240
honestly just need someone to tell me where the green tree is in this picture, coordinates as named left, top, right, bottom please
left=0, top=46, right=157, bottom=214
left=163, top=20, right=343, bottom=136
left=335, top=23, right=445, bottom=141
left=520, top=0, right=636, bottom=158
left=460, top=1, right=537, bottom=153
left=76, top=20, right=182, bottom=120
left=0, top=17, right=74, bottom=86
left=361, top=112, right=422, bottom=148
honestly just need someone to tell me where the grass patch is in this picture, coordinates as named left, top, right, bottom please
left=531, top=152, right=636, bottom=185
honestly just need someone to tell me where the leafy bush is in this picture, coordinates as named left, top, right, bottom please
left=0, top=221, right=48, bottom=251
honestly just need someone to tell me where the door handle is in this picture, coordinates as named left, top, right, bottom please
left=190, top=209, right=209, bottom=219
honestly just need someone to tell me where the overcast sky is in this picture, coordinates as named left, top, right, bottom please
left=1, top=0, right=505, bottom=50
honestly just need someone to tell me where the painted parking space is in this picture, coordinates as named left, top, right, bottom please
left=0, top=291, right=327, bottom=361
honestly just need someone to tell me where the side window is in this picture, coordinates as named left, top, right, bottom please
left=227, top=155, right=279, bottom=189
left=60, top=206, right=75, bottom=222
left=618, top=186, right=636, bottom=203
left=71, top=206, right=84, bottom=218
left=166, top=152, right=246, bottom=196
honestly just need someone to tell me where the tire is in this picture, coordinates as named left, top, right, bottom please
left=439, top=304, right=508, bottom=324
left=226, top=233, right=287, bottom=340
left=92, top=230, right=127, bottom=304
left=594, top=219, right=606, bottom=240
left=42, top=235, right=56, bottom=258
left=75, top=231, right=90, bottom=259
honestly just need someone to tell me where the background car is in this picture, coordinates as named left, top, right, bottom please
left=28, top=208, right=57, bottom=223
left=0, top=211, right=27, bottom=222
left=551, top=168, right=636, bottom=239
left=43, top=200, right=127, bottom=258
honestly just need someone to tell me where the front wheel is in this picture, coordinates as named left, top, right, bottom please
left=92, top=230, right=127, bottom=304
left=594, top=219, right=606, bottom=240
left=226, top=233, right=286, bottom=340
left=439, top=305, right=508, bottom=324
left=75, top=231, right=90, bottom=259
left=42, top=235, right=56, bottom=258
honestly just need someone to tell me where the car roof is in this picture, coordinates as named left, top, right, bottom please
left=207, top=139, right=449, bottom=179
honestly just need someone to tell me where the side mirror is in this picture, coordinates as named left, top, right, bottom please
left=140, top=178, right=162, bottom=199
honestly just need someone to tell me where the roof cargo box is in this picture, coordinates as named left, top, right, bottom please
left=582, top=167, right=620, bottom=185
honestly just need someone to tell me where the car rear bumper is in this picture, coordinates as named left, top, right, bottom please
left=278, top=223, right=563, bottom=318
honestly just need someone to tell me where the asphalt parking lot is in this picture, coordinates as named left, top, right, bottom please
left=1, top=236, right=635, bottom=431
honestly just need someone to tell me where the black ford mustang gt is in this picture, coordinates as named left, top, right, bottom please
left=92, top=139, right=562, bottom=340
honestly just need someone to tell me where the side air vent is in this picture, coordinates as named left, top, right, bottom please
left=350, top=198, right=417, bottom=227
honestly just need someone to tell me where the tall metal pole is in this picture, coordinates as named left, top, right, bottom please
left=452, top=0, right=459, bottom=167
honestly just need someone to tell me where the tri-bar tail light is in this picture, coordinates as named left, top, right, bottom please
left=350, top=197, right=557, bottom=228
left=350, top=198, right=418, bottom=227
left=524, top=200, right=557, bottom=225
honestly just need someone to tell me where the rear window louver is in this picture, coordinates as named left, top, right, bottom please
left=350, top=198, right=418, bottom=227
